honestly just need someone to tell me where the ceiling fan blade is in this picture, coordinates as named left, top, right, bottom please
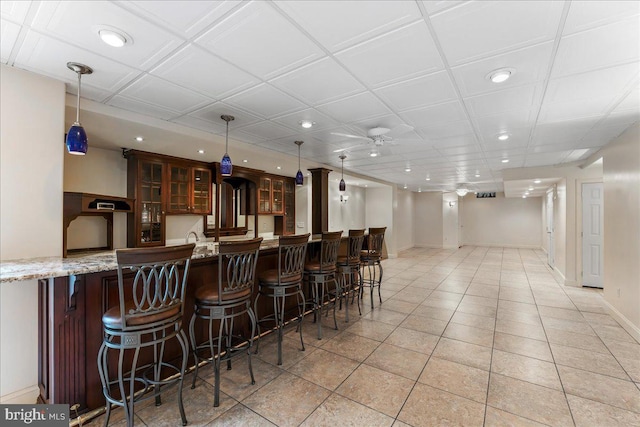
left=387, top=124, right=414, bottom=137
left=333, top=143, right=369, bottom=153
left=330, top=132, right=370, bottom=140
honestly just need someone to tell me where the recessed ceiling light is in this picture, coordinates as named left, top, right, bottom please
left=486, top=68, right=515, bottom=83
left=98, top=28, right=128, bottom=48
left=299, top=120, right=315, bottom=129
left=498, top=133, right=510, bottom=141
left=534, top=179, right=542, bottom=184
left=418, top=188, right=422, bottom=193
left=426, top=177, right=431, bottom=181
left=369, top=147, right=379, bottom=157
left=405, top=167, right=411, bottom=172
left=197, top=149, right=205, bottom=154
left=243, top=159, right=248, bottom=163
left=525, top=192, right=530, bottom=195
left=475, top=173, right=480, bottom=178
left=528, top=187, right=534, bottom=191
left=276, top=166, right=281, bottom=170
left=135, top=136, right=144, bottom=142
left=522, top=195, right=527, bottom=198
left=403, top=184, right=407, bottom=189
left=501, top=159, right=509, bottom=163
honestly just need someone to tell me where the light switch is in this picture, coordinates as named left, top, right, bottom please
left=297, top=222, right=305, bottom=228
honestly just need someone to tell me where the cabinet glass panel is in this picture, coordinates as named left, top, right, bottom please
left=258, top=177, right=271, bottom=213
left=140, top=161, right=163, bottom=244
left=192, top=168, right=211, bottom=214
left=169, top=165, right=190, bottom=212
left=284, top=180, right=295, bottom=234
left=272, top=179, right=284, bottom=214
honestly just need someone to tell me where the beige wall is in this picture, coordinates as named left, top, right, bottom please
left=413, top=192, right=443, bottom=247
left=442, top=192, right=459, bottom=249
left=0, top=65, right=65, bottom=403
left=461, top=192, right=542, bottom=248
left=328, top=181, right=366, bottom=234
left=601, top=123, right=640, bottom=337
left=365, top=186, right=394, bottom=256
left=554, top=180, right=568, bottom=281
left=393, top=189, right=414, bottom=252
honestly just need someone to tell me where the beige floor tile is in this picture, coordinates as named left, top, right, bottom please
left=397, top=383, right=485, bottom=427
left=321, top=332, right=380, bottom=362
left=457, top=301, right=498, bottom=317
left=421, top=297, right=460, bottom=310
left=551, top=343, right=629, bottom=380
left=461, top=294, right=498, bottom=308
left=242, top=372, right=330, bottom=427
left=418, top=356, right=489, bottom=403
left=495, top=318, right=547, bottom=341
left=205, top=403, right=276, bottom=426
left=567, top=394, right=640, bottom=427
left=582, top=311, right=621, bottom=326
left=618, top=356, right=640, bottom=382
left=432, top=337, right=492, bottom=371
left=343, top=318, right=397, bottom=342
left=364, top=343, right=429, bottom=380
left=384, top=327, right=440, bottom=354
left=484, top=406, right=548, bottom=426
left=593, top=324, right=637, bottom=343
left=88, top=409, right=147, bottom=427
left=255, top=334, right=317, bottom=369
left=400, top=314, right=448, bottom=336
left=497, top=307, right=542, bottom=326
left=465, top=284, right=500, bottom=299
left=538, top=305, right=585, bottom=322
left=336, top=365, right=414, bottom=418
left=498, top=300, right=539, bottom=315
left=605, top=339, right=640, bottom=360
left=361, top=308, right=408, bottom=326
left=557, top=365, right=640, bottom=413
left=379, top=298, right=419, bottom=314
left=493, top=332, right=553, bottom=362
left=487, top=373, right=573, bottom=426
left=541, top=316, right=596, bottom=336
left=545, top=327, right=610, bottom=354
left=287, top=348, right=359, bottom=390
left=450, top=311, right=496, bottom=331
left=300, top=394, right=394, bottom=427
left=412, top=304, right=454, bottom=321
left=443, top=322, right=495, bottom=347
left=491, top=349, right=562, bottom=390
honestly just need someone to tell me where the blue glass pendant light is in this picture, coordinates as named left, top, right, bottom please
left=339, top=154, right=346, bottom=192
left=220, top=115, right=235, bottom=177
left=294, top=140, right=304, bottom=186
left=65, top=62, right=93, bottom=155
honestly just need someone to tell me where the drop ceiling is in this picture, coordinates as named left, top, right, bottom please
left=2, top=0, right=639, bottom=194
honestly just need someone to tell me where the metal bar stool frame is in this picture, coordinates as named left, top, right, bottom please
left=97, top=243, right=195, bottom=427
left=334, top=229, right=365, bottom=322
left=254, top=233, right=310, bottom=365
left=360, top=227, right=386, bottom=310
left=304, top=231, right=342, bottom=340
left=188, top=237, right=262, bottom=407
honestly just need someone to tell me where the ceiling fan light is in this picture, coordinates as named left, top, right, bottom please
left=456, top=188, right=469, bottom=197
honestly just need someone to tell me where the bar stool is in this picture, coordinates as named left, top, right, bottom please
left=254, top=233, right=310, bottom=365
left=97, top=243, right=195, bottom=427
left=334, top=229, right=365, bottom=322
left=304, top=231, right=342, bottom=340
left=189, top=237, right=262, bottom=407
left=360, top=227, right=386, bottom=310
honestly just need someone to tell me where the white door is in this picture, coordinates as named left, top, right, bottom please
left=582, top=183, right=604, bottom=288
left=546, top=190, right=555, bottom=268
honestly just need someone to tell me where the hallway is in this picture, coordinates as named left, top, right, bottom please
left=91, top=246, right=640, bottom=426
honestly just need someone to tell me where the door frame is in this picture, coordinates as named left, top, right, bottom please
left=546, top=188, right=555, bottom=269
left=577, top=178, right=604, bottom=288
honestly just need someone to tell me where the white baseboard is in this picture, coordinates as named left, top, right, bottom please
left=443, top=244, right=458, bottom=249
left=462, top=242, right=542, bottom=249
left=564, top=280, right=580, bottom=287
left=387, top=253, right=398, bottom=259
left=602, top=299, right=640, bottom=343
left=0, top=385, right=40, bottom=404
left=551, top=266, right=566, bottom=284
left=413, top=244, right=442, bottom=248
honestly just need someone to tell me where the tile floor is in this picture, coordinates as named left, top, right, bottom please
left=90, top=246, right=640, bottom=427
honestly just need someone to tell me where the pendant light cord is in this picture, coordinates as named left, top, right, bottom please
left=225, top=120, right=229, bottom=154
left=76, top=70, right=81, bottom=123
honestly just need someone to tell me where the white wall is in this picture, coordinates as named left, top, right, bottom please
left=413, top=192, right=443, bottom=247
left=601, top=123, right=640, bottom=338
left=393, top=189, right=414, bottom=252
left=554, top=180, right=568, bottom=282
left=328, top=183, right=366, bottom=234
left=365, top=186, right=394, bottom=256
left=461, top=192, right=542, bottom=248
left=0, top=65, right=65, bottom=403
left=442, top=192, right=459, bottom=249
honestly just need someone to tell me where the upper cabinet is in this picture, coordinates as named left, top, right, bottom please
left=258, top=176, right=284, bottom=214
left=167, top=164, right=211, bottom=214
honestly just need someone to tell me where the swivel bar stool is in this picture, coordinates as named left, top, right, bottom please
left=360, top=227, right=386, bottom=310
left=334, top=229, right=365, bottom=322
left=304, top=231, right=342, bottom=339
left=254, top=233, right=310, bottom=365
left=189, top=237, right=262, bottom=407
left=97, top=243, right=195, bottom=427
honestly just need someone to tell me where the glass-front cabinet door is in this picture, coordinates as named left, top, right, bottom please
left=271, top=179, right=284, bottom=214
left=168, top=164, right=190, bottom=213
left=140, top=160, right=164, bottom=245
left=258, top=177, right=271, bottom=214
left=192, top=168, right=211, bottom=214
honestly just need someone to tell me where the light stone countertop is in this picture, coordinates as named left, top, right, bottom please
left=0, top=238, right=285, bottom=284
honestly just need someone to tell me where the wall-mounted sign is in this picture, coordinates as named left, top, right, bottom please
left=476, top=192, right=496, bottom=198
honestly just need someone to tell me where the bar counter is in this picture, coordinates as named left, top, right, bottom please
left=1, top=235, right=330, bottom=416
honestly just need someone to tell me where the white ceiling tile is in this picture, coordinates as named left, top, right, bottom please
left=107, top=95, right=179, bottom=120
left=417, top=121, right=475, bottom=140
left=234, top=121, right=297, bottom=142
left=528, top=142, right=577, bottom=153
left=0, top=1, right=31, bottom=24
left=316, top=92, right=391, bottom=123
left=474, top=110, right=534, bottom=144
left=465, top=84, right=541, bottom=117
left=431, top=1, right=564, bottom=65
left=422, top=1, right=466, bottom=16
left=269, top=57, right=365, bottom=105
left=399, top=100, right=467, bottom=128
left=14, top=30, right=141, bottom=92
left=119, top=74, right=213, bottom=113
left=427, top=133, right=478, bottom=150
left=195, top=1, right=324, bottom=80
left=600, top=111, right=639, bottom=130
left=336, top=21, right=444, bottom=88
left=525, top=152, right=573, bottom=167
left=563, top=0, right=640, bottom=35
left=538, top=97, right=614, bottom=122
left=270, top=108, right=340, bottom=132
left=613, top=86, right=640, bottom=113
left=531, top=117, right=598, bottom=146
left=374, top=71, right=457, bottom=111
left=583, top=122, right=635, bottom=143
left=552, top=17, right=640, bottom=78
left=170, top=115, right=227, bottom=135
left=275, top=0, right=422, bottom=53
left=151, top=45, right=259, bottom=99
left=122, top=1, right=241, bottom=38
left=223, top=84, right=307, bottom=119
left=451, top=42, right=554, bottom=97
left=188, top=102, right=262, bottom=128
left=1, top=19, right=21, bottom=62
left=30, top=1, right=182, bottom=69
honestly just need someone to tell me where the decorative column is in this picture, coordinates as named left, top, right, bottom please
left=308, top=168, right=331, bottom=234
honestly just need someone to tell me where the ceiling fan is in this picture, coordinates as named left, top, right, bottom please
left=332, top=124, right=414, bottom=157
